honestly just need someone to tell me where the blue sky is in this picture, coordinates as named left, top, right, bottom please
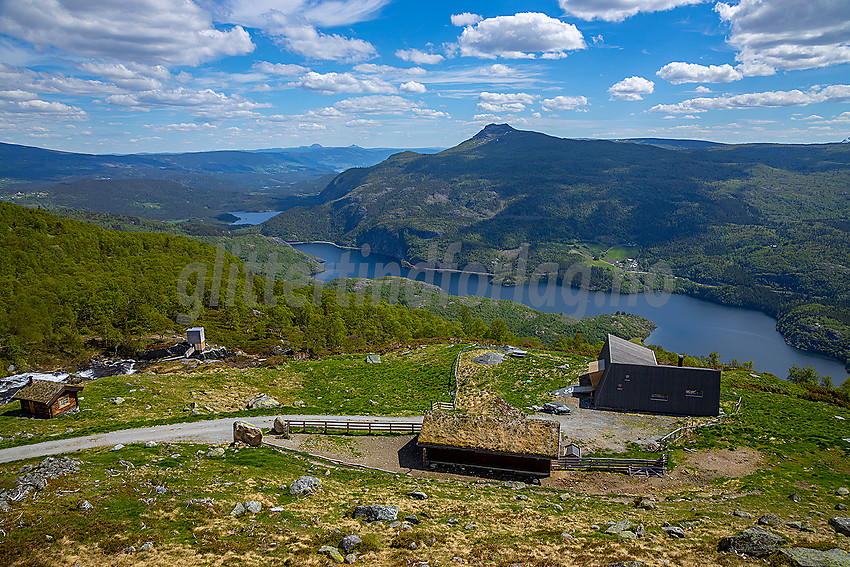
left=0, top=0, right=848, bottom=153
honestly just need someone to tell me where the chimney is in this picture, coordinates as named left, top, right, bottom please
left=678, top=354, right=684, bottom=367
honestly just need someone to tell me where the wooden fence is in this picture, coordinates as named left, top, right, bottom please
left=283, top=419, right=421, bottom=435
left=551, top=454, right=668, bottom=477
left=657, top=394, right=743, bottom=447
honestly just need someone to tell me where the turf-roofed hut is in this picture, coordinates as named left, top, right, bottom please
left=418, top=395, right=560, bottom=476
left=12, top=378, right=83, bottom=418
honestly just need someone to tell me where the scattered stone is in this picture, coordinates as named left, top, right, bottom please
left=515, top=494, right=528, bottom=501
left=270, top=506, right=285, bottom=512
left=463, top=522, right=476, bottom=530
left=186, top=498, right=214, bottom=508
left=789, top=493, right=801, bottom=502
left=353, top=505, right=398, bottom=522
left=448, top=517, right=458, bottom=525
left=837, top=504, right=848, bottom=511
left=340, top=534, right=362, bottom=553
left=319, top=545, right=345, bottom=563
left=663, top=526, right=686, bottom=538
left=0, top=500, right=9, bottom=512
left=79, top=500, right=93, bottom=511
left=607, top=562, right=647, bottom=567
left=407, top=491, right=428, bottom=500
left=144, top=441, right=158, bottom=448
left=139, top=542, right=154, bottom=552
left=245, top=501, right=262, bottom=514
left=785, top=520, right=815, bottom=533
left=290, top=476, right=322, bottom=496
left=776, top=547, right=850, bottom=567
left=2, top=457, right=81, bottom=504
left=605, top=519, right=638, bottom=538
left=230, top=502, right=245, bottom=517
left=272, top=417, right=290, bottom=438
left=154, top=486, right=167, bottom=495
left=561, top=532, right=573, bottom=539
left=836, top=487, right=849, bottom=496
left=205, top=447, right=225, bottom=458
left=758, top=513, right=781, bottom=526
left=828, top=517, right=850, bottom=536
left=232, top=421, right=263, bottom=447
left=110, top=444, right=125, bottom=452
left=635, top=497, right=656, bottom=510
left=246, top=394, right=280, bottom=410
left=405, top=515, right=420, bottom=525
left=389, top=521, right=401, bottom=528
left=504, top=481, right=525, bottom=490
left=110, top=397, right=124, bottom=405
left=345, top=553, right=357, bottom=564
left=718, top=526, right=785, bottom=558
left=733, top=510, right=753, bottom=519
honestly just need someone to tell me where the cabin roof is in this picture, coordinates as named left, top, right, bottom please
left=418, top=395, right=559, bottom=458
left=11, top=379, right=83, bottom=406
left=606, top=334, right=658, bottom=366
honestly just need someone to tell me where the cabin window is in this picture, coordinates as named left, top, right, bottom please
left=685, top=389, right=703, bottom=398
left=57, top=395, right=70, bottom=408
left=650, top=393, right=668, bottom=401
left=624, top=374, right=631, bottom=381
left=617, top=383, right=623, bottom=391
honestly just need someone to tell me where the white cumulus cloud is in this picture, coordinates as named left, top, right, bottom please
left=280, top=24, right=376, bottom=61
left=293, top=71, right=395, bottom=94
left=559, top=0, right=709, bottom=22
left=477, top=91, right=537, bottom=113
left=608, top=76, right=655, bottom=101
left=0, top=0, right=254, bottom=66
left=451, top=13, right=483, bottom=27
left=715, top=0, right=850, bottom=73
left=541, top=95, right=588, bottom=111
left=649, top=84, right=850, bottom=113
left=457, top=13, right=586, bottom=59
left=657, top=62, right=743, bottom=84
left=396, top=49, right=444, bottom=65
left=334, top=94, right=418, bottom=114
left=399, top=81, right=426, bottom=93
left=254, top=61, right=310, bottom=77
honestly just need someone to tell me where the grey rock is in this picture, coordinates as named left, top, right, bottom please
left=186, top=498, right=214, bottom=507
left=504, top=481, right=525, bottom=490
left=232, top=421, right=263, bottom=447
left=464, top=523, right=476, bottom=530
left=605, top=519, right=637, bottom=536
left=404, top=515, right=419, bottom=524
left=758, top=513, right=781, bottom=526
left=246, top=394, right=280, bottom=410
left=230, top=502, right=245, bottom=517
left=407, top=491, right=428, bottom=500
left=110, top=397, right=124, bottom=405
left=205, top=447, right=225, bottom=458
left=318, top=545, right=345, bottom=564
left=272, top=417, right=290, bottom=438
left=110, top=444, right=125, bottom=451
left=515, top=494, right=528, bottom=501
left=837, top=504, right=848, bottom=511
left=290, top=476, right=322, bottom=496
left=718, top=526, right=785, bottom=558
left=353, top=505, right=398, bottom=522
left=635, top=524, right=645, bottom=538
left=829, top=517, right=850, bottom=536
left=389, top=521, right=401, bottom=528
left=144, top=441, right=158, bottom=448
left=345, top=553, right=357, bottom=564
left=139, top=542, right=154, bottom=552
left=785, top=520, right=815, bottom=532
left=154, top=486, right=167, bottom=495
left=789, top=492, right=801, bottom=502
left=836, top=487, right=849, bottom=496
left=340, top=534, right=362, bottom=553
left=635, top=497, right=656, bottom=510
left=0, top=500, right=9, bottom=512
left=777, top=547, right=850, bottom=567
left=733, top=510, right=753, bottom=519
left=79, top=500, right=93, bottom=511
left=448, top=517, right=458, bottom=525
left=561, top=532, right=573, bottom=539
left=663, top=526, right=686, bottom=538
left=245, top=501, right=262, bottom=514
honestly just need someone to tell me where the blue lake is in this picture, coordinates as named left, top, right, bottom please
left=228, top=211, right=282, bottom=225
left=293, top=242, right=849, bottom=384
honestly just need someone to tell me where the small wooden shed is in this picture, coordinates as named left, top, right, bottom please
left=418, top=395, right=560, bottom=476
left=12, top=379, right=83, bottom=418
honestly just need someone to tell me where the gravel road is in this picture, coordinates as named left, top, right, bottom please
left=0, top=415, right=424, bottom=464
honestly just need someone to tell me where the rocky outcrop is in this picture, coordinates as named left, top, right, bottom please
left=718, top=526, right=785, bottom=558
left=246, top=394, right=279, bottom=410
left=353, top=505, right=399, bottom=522
left=776, top=547, right=850, bottom=566
left=290, top=476, right=322, bottom=496
left=829, top=517, right=850, bottom=536
left=273, top=417, right=290, bottom=437
left=0, top=457, right=80, bottom=504
left=232, top=421, right=263, bottom=446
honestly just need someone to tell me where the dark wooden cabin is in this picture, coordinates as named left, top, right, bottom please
left=587, top=334, right=720, bottom=416
left=418, top=395, right=560, bottom=476
left=12, top=379, right=83, bottom=418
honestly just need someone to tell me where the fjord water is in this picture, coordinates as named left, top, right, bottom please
left=294, top=242, right=848, bottom=383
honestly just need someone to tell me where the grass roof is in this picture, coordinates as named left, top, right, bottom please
left=12, top=379, right=82, bottom=405
left=418, top=395, right=559, bottom=458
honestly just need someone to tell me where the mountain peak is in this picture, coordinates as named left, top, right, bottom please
left=473, top=123, right=517, bottom=141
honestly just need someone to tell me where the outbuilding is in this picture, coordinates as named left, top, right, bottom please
left=12, top=378, right=83, bottom=418
left=418, top=395, right=560, bottom=476
left=585, top=334, right=721, bottom=416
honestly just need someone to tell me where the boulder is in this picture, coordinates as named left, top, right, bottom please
left=758, top=513, right=781, bottom=526
left=776, top=547, right=850, bottom=567
left=733, top=510, right=753, bottom=519
left=272, top=417, right=290, bottom=438
left=245, top=501, right=262, bottom=514
left=635, top=497, right=656, bottom=510
left=836, top=487, right=849, bottom=496
left=290, top=476, right=322, bottom=496
left=319, top=545, right=345, bottom=563
left=828, top=517, right=850, bottom=536
left=79, top=500, right=93, bottom=511
left=353, top=505, right=399, bottom=522
left=605, top=519, right=638, bottom=537
left=246, top=394, right=280, bottom=410
left=230, top=502, right=245, bottom=517
left=232, top=421, right=263, bottom=447
left=663, top=526, right=686, bottom=538
left=206, top=447, right=225, bottom=458
left=110, top=444, right=125, bottom=452
left=837, top=504, right=848, bottom=511
left=345, top=553, right=357, bottom=564
left=340, top=535, right=362, bottom=553
left=718, top=526, right=785, bottom=558
left=407, top=491, right=428, bottom=500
